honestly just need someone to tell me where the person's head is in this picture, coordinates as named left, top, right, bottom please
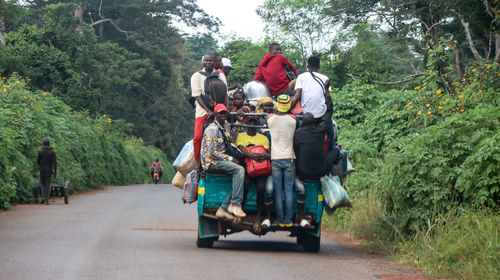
left=269, top=43, right=281, bottom=54
left=214, top=104, right=229, bottom=124
left=155, top=158, right=159, bottom=162
left=233, top=90, right=246, bottom=108
left=221, top=57, right=235, bottom=76
left=276, top=94, right=291, bottom=113
left=214, top=54, right=222, bottom=70
left=258, top=96, right=274, bottom=114
left=301, top=112, right=315, bottom=128
left=227, top=97, right=234, bottom=112
left=246, top=115, right=259, bottom=135
left=202, top=53, right=215, bottom=72
left=43, top=138, right=50, bottom=147
left=307, top=56, right=320, bottom=71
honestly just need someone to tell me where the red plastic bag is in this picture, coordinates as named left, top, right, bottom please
left=244, top=145, right=272, bottom=178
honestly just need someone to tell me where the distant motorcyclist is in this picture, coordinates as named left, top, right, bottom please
left=151, top=158, right=163, bottom=180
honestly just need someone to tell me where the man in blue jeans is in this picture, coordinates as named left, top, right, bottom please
left=267, top=94, right=297, bottom=227
left=200, top=104, right=246, bottom=219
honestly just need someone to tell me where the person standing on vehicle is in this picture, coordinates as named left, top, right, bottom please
left=151, top=158, right=163, bottom=180
left=221, top=57, right=243, bottom=95
left=254, top=43, right=296, bottom=97
left=201, top=104, right=246, bottom=219
left=37, top=138, right=57, bottom=205
left=236, top=115, right=273, bottom=233
left=191, top=53, right=228, bottom=163
left=291, top=56, right=334, bottom=149
left=267, top=94, right=297, bottom=227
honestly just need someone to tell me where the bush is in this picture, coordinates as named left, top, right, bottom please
left=0, top=76, right=173, bottom=209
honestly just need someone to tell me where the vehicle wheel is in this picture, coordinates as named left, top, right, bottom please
left=302, top=232, right=321, bottom=253
left=196, top=234, right=214, bottom=248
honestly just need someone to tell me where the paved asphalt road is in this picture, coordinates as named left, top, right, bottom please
left=0, top=184, right=430, bottom=280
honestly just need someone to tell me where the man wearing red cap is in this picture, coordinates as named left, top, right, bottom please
left=200, top=104, right=246, bottom=219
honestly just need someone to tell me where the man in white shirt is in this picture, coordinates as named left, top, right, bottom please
left=291, top=56, right=334, bottom=149
left=267, top=94, right=297, bottom=227
left=191, top=53, right=228, bottom=163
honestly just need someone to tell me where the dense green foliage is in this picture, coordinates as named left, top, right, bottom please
left=0, top=1, right=219, bottom=158
left=257, top=0, right=499, bottom=278
left=0, top=77, right=174, bottom=209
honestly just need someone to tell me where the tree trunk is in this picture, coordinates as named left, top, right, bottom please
left=459, top=16, right=484, bottom=61
left=0, top=17, right=5, bottom=46
left=453, top=45, right=464, bottom=78
left=496, top=33, right=500, bottom=61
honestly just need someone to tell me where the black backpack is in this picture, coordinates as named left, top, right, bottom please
left=203, top=71, right=227, bottom=110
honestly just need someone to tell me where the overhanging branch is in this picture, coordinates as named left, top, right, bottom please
left=346, top=73, right=424, bottom=85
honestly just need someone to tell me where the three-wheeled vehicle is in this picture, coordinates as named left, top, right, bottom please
left=195, top=105, right=348, bottom=252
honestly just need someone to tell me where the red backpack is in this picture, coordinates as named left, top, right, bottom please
left=244, top=145, right=272, bottom=178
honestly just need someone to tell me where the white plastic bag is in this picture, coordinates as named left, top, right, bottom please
left=172, top=140, right=196, bottom=175
left=171, top=171, right=186, bottom=190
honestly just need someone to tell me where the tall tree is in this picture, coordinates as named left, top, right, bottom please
left=257, top=0, right=334, bottom=65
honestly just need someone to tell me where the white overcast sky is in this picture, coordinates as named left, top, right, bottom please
left=195, top=0, right=267, bottom=42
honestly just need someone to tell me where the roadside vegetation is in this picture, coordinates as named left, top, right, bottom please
left=252, top=1, right=499, bottom=279
left=0, top=77, right=174, bottom=209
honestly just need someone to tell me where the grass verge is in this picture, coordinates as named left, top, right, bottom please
left=322, top=193, right=500, bottom=280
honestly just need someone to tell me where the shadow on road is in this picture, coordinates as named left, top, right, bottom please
left=211, top=239, right=302, bottom=252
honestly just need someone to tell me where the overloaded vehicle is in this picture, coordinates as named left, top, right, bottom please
left=190, top=82, right=350, bottom=252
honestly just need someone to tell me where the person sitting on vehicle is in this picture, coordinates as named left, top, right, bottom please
left=231, top=90, right=252, bottom=125
left=151, top=158, right=163, bottom=180
left=291, top=56, right=334, bottom=149
left=254, top=43, right=296, bottom=97
left=37, top=138, right=57, bottom=205
left=201, top=104, right=246, bottom=219
left=231, top=90, right=252, bottom=113
left=236, top=115, right=273, bottom=233
left=256, top=96, right=275, bottom=142
left=267, top=94, right=300, bottom=227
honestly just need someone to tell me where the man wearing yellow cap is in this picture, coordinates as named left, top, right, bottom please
left=267, top=94, right=297, bottom=226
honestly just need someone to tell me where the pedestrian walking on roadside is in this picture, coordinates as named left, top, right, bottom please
left=37, top=138, right=57, bottom=205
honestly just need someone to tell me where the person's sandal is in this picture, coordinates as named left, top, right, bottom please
left=279, top=222, right=293, bottom=227
left=216, top=207, right=234, bottom=220
left=300, top=219, right=312, bottom=228
left=228, top=204, right=246, bottom=218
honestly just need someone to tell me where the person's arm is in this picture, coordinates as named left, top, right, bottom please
left=37, top=151, right=41, bottom=166
left=291, top=88, right=302, bottom=108
left=52, top=151, right=57, bottom=178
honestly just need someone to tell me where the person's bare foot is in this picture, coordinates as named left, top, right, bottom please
left=252, top=218, right=262, bottom=233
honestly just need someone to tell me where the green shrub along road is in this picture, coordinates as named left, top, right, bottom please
left=0, top=77, right=174, bottom=209
left=322, top=63, right=499, bottom=279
